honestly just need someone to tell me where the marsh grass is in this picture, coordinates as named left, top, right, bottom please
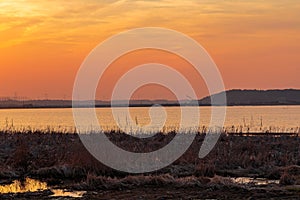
left=0, top=128, right=299, bottom=189
left=1, top=116, right=299, bottom=135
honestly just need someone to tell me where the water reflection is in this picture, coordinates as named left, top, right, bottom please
left=231, top=177, right=280, bottom=185
left=0, top=106, right=299, bottom=133
left=0, top=178, right=86, bottom=198
left=51, top=189, right=86, bottom=198
left=0, top=178, right=47, bottom=194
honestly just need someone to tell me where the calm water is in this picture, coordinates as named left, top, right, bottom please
left=0, top=106, right=299, bottom=133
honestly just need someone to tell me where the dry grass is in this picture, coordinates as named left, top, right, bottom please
left=0, top=130, right=300, bottom=188
left=280, top=165, right=300, bottom=185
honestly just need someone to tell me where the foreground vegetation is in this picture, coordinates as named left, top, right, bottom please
left=0, top=130, right=300, bottom=199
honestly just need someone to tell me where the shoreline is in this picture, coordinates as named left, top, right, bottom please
left=1, top=104, right=300, bottom=110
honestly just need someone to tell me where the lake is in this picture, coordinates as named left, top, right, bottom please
left=0, top=106, right=299, bottom=133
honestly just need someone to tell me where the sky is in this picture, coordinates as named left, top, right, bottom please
left=0, top=0, right=300, bottom=100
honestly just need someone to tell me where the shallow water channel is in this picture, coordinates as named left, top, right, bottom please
left=0, top=176, right=281, bottom=198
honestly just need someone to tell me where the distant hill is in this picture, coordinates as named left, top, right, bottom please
left=0, top=89, right=299, bottom=108
left=199, top=89, right=300, bottom=106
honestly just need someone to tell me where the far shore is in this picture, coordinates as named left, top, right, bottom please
left=1, top=89, right=300, bottom=109
left=1, top=103, right=300, bottom=110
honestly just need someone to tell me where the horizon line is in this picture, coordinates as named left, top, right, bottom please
left=0, top=88, right=299, bottom=102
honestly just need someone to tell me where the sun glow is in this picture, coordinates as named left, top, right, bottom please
left=0, top=0, right=299, bottom=99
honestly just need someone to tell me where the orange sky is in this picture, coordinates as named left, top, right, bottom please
left=0, top=0, right=299, bottom=100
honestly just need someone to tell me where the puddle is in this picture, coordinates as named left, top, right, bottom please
left=0, top=178, right=47, bottom=194
left=0, top=178, right=86, bottom=198
left=231, top=177, right=280, bottom=185
left=51, top=189, right=86, bottom=198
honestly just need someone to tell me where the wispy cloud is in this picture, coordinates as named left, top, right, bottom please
left=0, top=0, right=299, bottom=49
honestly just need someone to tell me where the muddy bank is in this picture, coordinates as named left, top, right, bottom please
left=1, top=178, right=300, bottom=199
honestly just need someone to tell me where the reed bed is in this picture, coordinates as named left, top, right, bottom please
left=0, top=129, right=300, bottom=188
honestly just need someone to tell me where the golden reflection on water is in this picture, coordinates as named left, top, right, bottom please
left=0, top=106, right=299, bottom=133
left=0, top=178, right=47, bottom=194
left=51, top=189, right=86, bottom=198
left=231, top=177, right=280, bottom=185
left=0, top=178, right=86, bottom=198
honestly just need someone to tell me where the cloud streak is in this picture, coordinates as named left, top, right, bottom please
left=0, top=0, right=299, bottom=48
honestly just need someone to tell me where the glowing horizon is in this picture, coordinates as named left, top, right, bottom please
left=1, top=0, right=299, bottom=100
